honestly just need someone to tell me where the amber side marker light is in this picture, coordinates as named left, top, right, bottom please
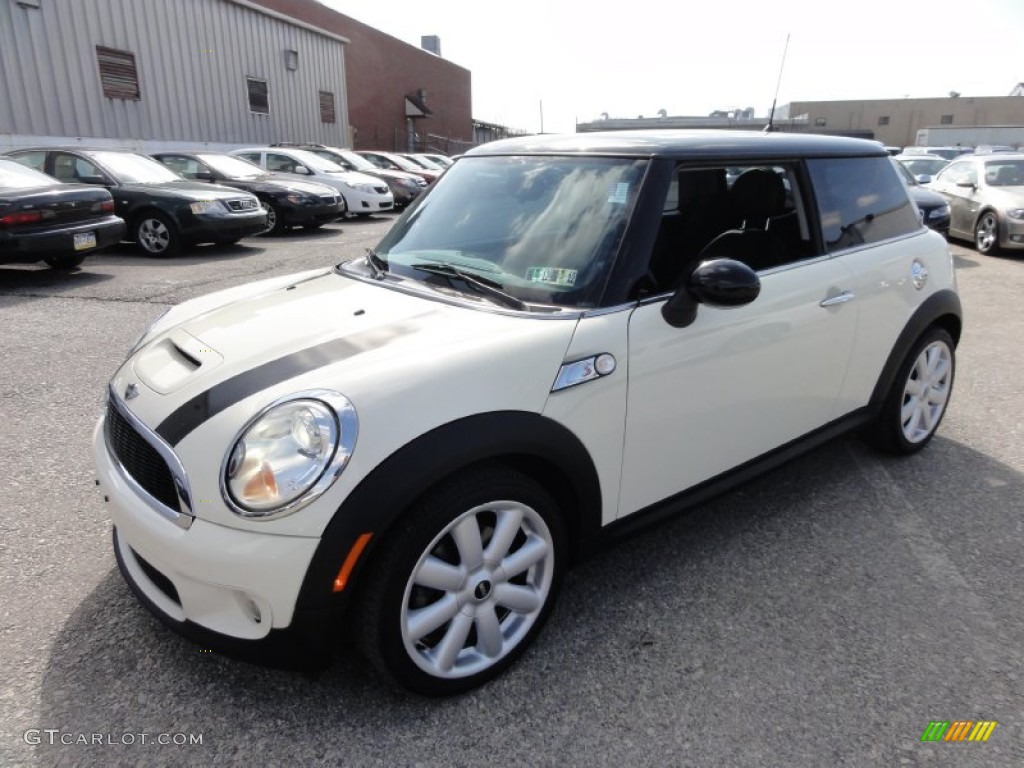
left=332, top=533, right=373, bottom=592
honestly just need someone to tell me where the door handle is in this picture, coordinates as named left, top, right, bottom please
left=819, top=291, right=855, bottom=308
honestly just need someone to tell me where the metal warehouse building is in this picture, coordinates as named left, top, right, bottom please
left=1, top=0, right=474, bottom=153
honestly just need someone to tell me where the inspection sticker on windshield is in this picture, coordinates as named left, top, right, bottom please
left=527, top=267, right=577, bottom=286
left=608, top=182, right=630, bottom=204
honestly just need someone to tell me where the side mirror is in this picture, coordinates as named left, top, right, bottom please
left=194, top=171, right=215, bottom=181
left=295, top=166, right=312, bottom=175
left=661, top=259, right=761, bottom=328
left=915, top=174, right=933, bottom=184
left=955, top=180, right=975, bottom=189
left=78, top=175, right=108, bottom=186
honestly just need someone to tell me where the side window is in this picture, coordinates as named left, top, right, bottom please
left=157, top=155, right=199, bottom=178
left=11, top=151, right=47, bottom=172
left=52, top=153, right=104, bottom=183
left=266, top=153, right=299, bottom=174
left=806, top=156, right=921, bottom=252
left=935, top=161, right=974, bottom=186
left=643, top=162, right=814, bottom=293
left=236, top=152, right=261, bottom=166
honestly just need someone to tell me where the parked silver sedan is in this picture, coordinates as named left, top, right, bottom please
left=929, top=154, right=1024, bottom=254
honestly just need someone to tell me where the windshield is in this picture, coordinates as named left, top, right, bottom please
left=376, top=155, right=648, bottom=309
left=0, top=159, right=57, bottom=190
left=331, top=150, right=377, bottom=171
left=90, top=152, right=182, bottom=183
left=287, top=149, right=346, bottom=173
left=198, top=153, right=266, bottom=179
left=412, top=155, right=444, bottom=170
left=899, top=157, right=948, bottom=177
left=384, top=154, right=426, bottom=172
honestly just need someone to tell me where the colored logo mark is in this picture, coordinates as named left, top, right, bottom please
left=920, top=720, right=997, bottom=742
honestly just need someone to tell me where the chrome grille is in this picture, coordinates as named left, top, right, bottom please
left=227, top=198, right=259, bottom=211
left=106, top=400, right=179, bottom=510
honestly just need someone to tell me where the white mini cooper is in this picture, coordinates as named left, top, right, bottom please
left=94, top=131, right=961, bottom=695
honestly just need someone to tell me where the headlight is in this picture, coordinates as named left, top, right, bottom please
left=189, top=200, right=224, bottom=214
left=285, top=193, right=312, bottom=204
left=222, top=391, right=357, bottom=518
left=929, top=205, right=950, bottom=220
left=1007, top=208, right=1024, bottom=220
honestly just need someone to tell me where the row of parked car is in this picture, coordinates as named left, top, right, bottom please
left=0, top=145, right=452, bottom=268
left=894, top=148, right=1024, bottom=255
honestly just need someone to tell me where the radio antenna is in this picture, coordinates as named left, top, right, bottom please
left=764, top=33, right=790, bottom=134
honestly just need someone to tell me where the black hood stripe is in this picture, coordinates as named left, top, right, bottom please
left=155, top=334, right=369, bottom=446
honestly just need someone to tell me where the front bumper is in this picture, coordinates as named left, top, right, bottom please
left=93, top=417, right=319, bottom=639
left=280, top=199, right=343, bottom=227
left=181, top=210, right=268, bottom=244
left=999, top=215, right=1024, bottom=250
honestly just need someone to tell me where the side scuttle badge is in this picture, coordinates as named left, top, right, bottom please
left=552, top=353, right=616, bottom=392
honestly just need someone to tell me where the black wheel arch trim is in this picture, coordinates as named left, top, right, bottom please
left=294, top=410, right=602, bottom=616
left=868, top=289, right=962, bottom=408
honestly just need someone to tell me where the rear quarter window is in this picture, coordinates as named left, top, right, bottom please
left=807, top=156, right=921, bottom=252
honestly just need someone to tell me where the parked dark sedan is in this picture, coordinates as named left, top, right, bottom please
left=5, top=148, right=266, bottom=256
left=0, top=157, right=125, bottom=269
left=152, top=152, right=344, bottom=234
left=892, top=159, right=950, bottom=235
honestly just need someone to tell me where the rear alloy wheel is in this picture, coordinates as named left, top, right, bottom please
left=863, top=327, right=955, bottom=454
left=974, top=211, right=1000, bottom=255
left=135, top=212, right=180, bottom=256
left=356, top=467, right=564, bottom=696
left=44, top=254, right=86, bottom=270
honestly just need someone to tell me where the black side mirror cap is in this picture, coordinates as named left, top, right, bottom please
left=661, top=259, right=761, bottom=328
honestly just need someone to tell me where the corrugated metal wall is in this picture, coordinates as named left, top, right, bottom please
left=0, top=0, right=349, bottom=146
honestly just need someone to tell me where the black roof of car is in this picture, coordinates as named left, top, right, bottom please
left=467, top=130, right=889, bottom=160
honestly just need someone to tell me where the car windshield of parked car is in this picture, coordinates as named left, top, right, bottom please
left=899, top=157, right=948, bottom=178
left=984, top=160, right=1024, bottom=186
left=91, top=152, right=182, bottom=183
left=199, top=153, right=266, bottom=179
left=383, top=154, right=425, bottom=172
left=287, top=149, right=346, bottom=174
left=325, top=150, right=376, bottom=172
left=412, top=155, right=444, bottom=170
left=375, top=155, right=647, bottom=309
left=0, top=158, right=57, bottom=189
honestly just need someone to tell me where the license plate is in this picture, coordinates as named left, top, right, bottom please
left=74, top=232, right=97, bottom=251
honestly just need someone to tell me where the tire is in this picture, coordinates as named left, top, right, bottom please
left=259, top=201, right=286, bottom=236
left=44, top=254, right=86, bottom=270
left=862, top=327, right=955, bottom=455
left=974, top=211, right=1000, bottom=255
left=135, top=212, right=180, bottom=256
left=355, top=466, right=565, bottom=696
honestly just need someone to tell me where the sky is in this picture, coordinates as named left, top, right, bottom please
left=318, top=0, right=1024, bottom=135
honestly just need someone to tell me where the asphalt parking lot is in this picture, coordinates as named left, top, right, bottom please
left=1, top=217, right=1021, bottom=767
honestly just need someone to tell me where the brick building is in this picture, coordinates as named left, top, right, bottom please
left=250, top=0, right=473, bottom=152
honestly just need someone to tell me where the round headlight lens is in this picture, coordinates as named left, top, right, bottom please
left=225, top=399, right=342, bottom=515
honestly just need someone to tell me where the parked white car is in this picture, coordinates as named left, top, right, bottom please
left=96, top=131, right=961, bottom=696
left=230, top=147, right=393, bottom=217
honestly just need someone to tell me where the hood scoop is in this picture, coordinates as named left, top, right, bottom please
left=133, top=329, right=223, bottom=394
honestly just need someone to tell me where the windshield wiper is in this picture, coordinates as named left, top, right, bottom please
left=365, top=248, right=387, bottom=279
left=411, top=262, right=526, bottom=310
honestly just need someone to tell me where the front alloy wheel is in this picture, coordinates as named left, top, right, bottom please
left=135, top=213, right=180, bottom=256
left=974, top=211, right=1000, bottom=255
left=356, top=467, right=564, bottom=695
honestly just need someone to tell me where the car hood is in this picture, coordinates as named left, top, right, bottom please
left=244, top=177, right=337, bottom=196
left=122, top=269, right=578, bottom=432
left=908, top=185, right=947, bottom=207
